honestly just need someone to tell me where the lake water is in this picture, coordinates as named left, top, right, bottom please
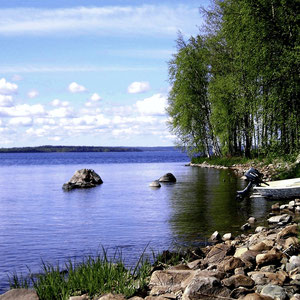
left=0, top=151, right=273, bottom=293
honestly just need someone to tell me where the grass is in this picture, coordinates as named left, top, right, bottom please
left=272, top=163, right=300, bottom=180
left=191, top=156, right=250, bottom=167
left=9, top=248, right=152, bottom=300
left=8, top=247, right=202, bottom=300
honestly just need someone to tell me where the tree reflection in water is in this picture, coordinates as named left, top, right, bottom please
left=163, top=167, right=272, bottom=247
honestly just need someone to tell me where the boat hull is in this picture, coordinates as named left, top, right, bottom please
left=254, top=178, right=300, bottom=200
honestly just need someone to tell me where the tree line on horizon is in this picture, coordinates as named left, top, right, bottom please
left=167, top=0, right=299, bottom=158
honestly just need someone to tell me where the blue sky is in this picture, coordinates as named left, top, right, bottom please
left=0, top=0, right=209, bottom=147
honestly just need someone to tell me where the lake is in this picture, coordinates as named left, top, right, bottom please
left=0, top=150, right=273, bottom=293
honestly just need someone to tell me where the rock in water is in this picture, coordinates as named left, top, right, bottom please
left=62, top=169, right=103, bottom=190
left=149, top=180, right=161, bottom=188
left=158, top=173, right=176, bottom=183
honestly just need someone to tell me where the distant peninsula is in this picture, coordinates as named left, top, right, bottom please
left=0, top=145, right=177, bottom=153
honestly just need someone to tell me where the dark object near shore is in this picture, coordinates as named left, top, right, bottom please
left=62, top=169, right=103, bottom=190
left=158, top=173, right=177, bottom=183
left=236, top=168, right=267, bottom=200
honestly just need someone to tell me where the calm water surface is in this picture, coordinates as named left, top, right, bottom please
left=0, top=151, right=274, bottom=292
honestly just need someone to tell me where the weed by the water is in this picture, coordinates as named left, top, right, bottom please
left=9, top=249, right=152, bottom=300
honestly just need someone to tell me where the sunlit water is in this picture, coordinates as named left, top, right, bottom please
left=0, top=151, right=274, bottom=293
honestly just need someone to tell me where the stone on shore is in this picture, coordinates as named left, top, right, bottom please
left=241, top=223, right=251, bottom=230
left=248, top=217, right=257, bottom=223
left=277, top=224, right=298, bottom=240
left=205, top=244, right=234, bottom=265
left=256, top=250, right=282, bottom=267
left=222, top=274, right=254, bottom=288
left=158, top=173, right=176, bottom=183
left=242, top=293, right=273, bottom=300
left=62, top=168, right=103, bottom=190
left=182, top=274, right=231, bottom=300
left=267, top=214, right=292, bottom=224
left=255, top=226, right=266, bottom=233
left=149, top=269, right=195, bottom=294
left=97, top=294, right=126, bottom=300
left=260, top=284, right=287, bottom=300
left=209, top=231, right=221, bottom=242
left=0, top=289, right=38, bottom=300
left=223, top=233, right=233, bottom=241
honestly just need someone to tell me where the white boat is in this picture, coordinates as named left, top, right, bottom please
left=253, top=178, right=300, bottom=199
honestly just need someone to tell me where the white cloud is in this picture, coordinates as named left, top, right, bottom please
left=112, top=127, right=140, bottom=137
left=0, top=95, right=14, bottom=107
left=26, top=127, right=47, bottom=137
left=0, top=5, right=201, bottom=37
left=48, top=107, right=73, bottom=118
left=27, top=90, right=39, bottom=99
left=48, top=136, right=62, bottom=141
left=136, top=93, right=167, bottom=116
left=34, top=117, right=56, bottom=125
left=85, top=93, right=102, bottom=107
left=8, top=117, right=32, bottom=126
left=0, top=78, right=18, bottom=95
left=51, top=99, right=69, bottom=107
left=0, top=104, right=45, bottom=117
left=127, top=81, right=150, bottom=94
left=68, top=82, right=87, bottom=93
left=90, top=93, right=102, bottom=102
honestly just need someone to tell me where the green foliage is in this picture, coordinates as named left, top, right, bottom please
left=167, top=0, right=300, bottom=159
left=191, top=156, right=249, bottom=167
left=273, top=163, right=300, bottom=180
left=168, top=34, right=220, bottom=157
left=9, top=250, right=152, bottom=300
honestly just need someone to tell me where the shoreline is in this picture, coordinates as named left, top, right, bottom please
left=3, top=200, right=300, bottom=300
left=188, top=162, right=290, bottom=181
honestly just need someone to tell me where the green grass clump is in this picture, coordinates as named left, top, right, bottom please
left=9, top=249, right=152, bottom=300
left=272, top=163, right=300, bottom=180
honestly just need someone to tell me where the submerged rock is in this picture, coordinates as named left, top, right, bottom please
left=158, top=173, right=176, bottom=183
left=62, top=169, right=103, bottom=190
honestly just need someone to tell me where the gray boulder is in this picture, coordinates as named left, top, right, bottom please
left=260, top=284, right=287, bottom=300
left=183, top=274, right=230, bottom=300
left=158, top=173, right=176, bottom=183
left=62, top=169, right=103, bottom=190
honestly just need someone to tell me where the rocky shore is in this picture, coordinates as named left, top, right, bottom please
left=189, top=159, right=298, bottom=182
left=2, top=200, right=300, bottom=300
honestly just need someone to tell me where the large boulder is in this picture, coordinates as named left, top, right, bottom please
left=158, top=173, right=176, bottom=183
left=62, top=169, right=103, bottom=190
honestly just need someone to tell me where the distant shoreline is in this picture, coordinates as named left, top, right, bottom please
left=0, top=145, right=179, bottom=153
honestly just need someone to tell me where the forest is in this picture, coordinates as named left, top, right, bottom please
left=167, top=0, right=299, bottom=158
